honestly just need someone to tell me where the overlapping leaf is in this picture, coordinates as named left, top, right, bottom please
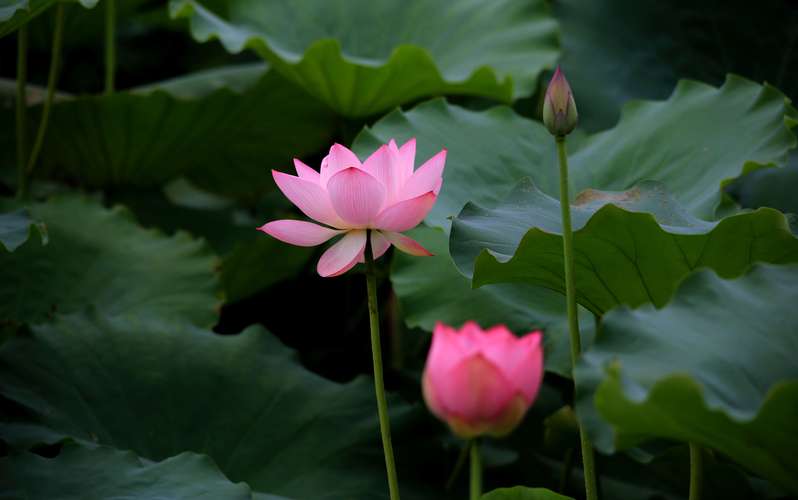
left=556, top=0, right=798, bottom=131
left=0, top=311, right=444, bottom=499
left=575, top=264, right=798, bottom=493
left=0, top=208, right=46, bottom=251
left=0, top=443, right=255, bottom=500
left=170, top=0, right=559, bottom=117
left=357, top=77, right=795, bottom=224
left=451, top=180, right=798, bottom=315
left=729, top=151, right=798, bottom=217
left=565, top=76, right=796, bottom=219
left=356, top=77, right=795, bottom=355
left=0, top=194, right=219, bottom=325
left=2, top=64, right=336, bottom=201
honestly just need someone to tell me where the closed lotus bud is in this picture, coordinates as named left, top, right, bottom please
left=542, top=67, right=578, bottom=136
left=422, top=321, right=544, bottom=438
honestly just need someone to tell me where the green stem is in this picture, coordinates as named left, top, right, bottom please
left=559, top=447, right=575, bottom=494
left=557, top=136, right=599, bottom=500
left=445, top=441, right=471, bottom=491
left=365, top=230, right=401, bottom=500
left=16, top=25, right=28, bottom=199
left=104, top=0, right=115, bottom=94
left=470, top=439, right=481, bottom=500
left=26, top=3, right=65, bottom=177
left=689, top=443, right=703, bottom=500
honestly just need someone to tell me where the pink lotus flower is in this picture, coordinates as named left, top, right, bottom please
left=258, top=139, right=446, bottom=277
left=422, top=322, right=544, bottom=438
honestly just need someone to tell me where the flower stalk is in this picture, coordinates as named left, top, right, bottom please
left=546, top=66, right=598, bottom=500
left=16, top=25, right=28, bottom=199
left=557, top=135, right=599, bottom=500
left=26, top=4, right=66, bottom=179
left=105, top=0, right=116, bottom=94
left=689, top=443, right=703, bottom=500
left=365, top=230, right=401, bottom=500
left=470, top=439, right=481, bottom=500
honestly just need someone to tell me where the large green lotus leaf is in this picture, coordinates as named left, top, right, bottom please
left=0, top=443, right=254, bottom=500
left=391, top=226, right=594, bottom=377
left=0, top=208, right=46, bottom=251
left=574, top=264, right=798, bottom=494
left=0, top=0, right=97, bottom=38
left=221, top=236, right=313, bottom=303
left=556, top=0, right=798, bottom=131
left=353, top=98, right=554, bottom=230
left=728, top=151, right=798, bottom=217
left=0, top=311, right=442, bottom=499
left=107, top=184, right=314, bottom=304
left=355, top=76, right=795, bottom=225
left=0, top=194, right=218, bottom=325
left=482, top=487, right=573, bottom=500
left=169, top=0, right=559, bottom=117
left=451, top=180, right=798, bottom=315
left=2, top=64, right=336, bottom=201
left=566, top=76, right=796, bottom=219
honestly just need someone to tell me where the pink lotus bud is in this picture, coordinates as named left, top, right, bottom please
left=422, top=321, right=544, bottom=438
left=542, top=67, right=578, bottom=137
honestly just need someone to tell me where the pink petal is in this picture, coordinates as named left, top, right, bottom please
left=426, top=323, right=469, bottom=384
left=258, top=220, right=343, bottom=246
left=272, top=170, right=343, bottom=228
left=478, top=329, right=543, bottom=403
left=317, top=230, right=367, bottom=277
left=401, top=149, right=447, bottom=200
left=363, top=144, right=401, bottom=204
left=327, top=167, right=386, bottom=227
left=374, top=191, right=436, bottom=232
left=483, top=324, right=516, bottom=341
left=436, top=354, right=515, bottom=421
left=294, top=158, right=320, bottom=182
left=398, top=138, right=416, bottom=181
left=382, top=231, right=433, bottom=256
left=320, top=143, right=362, bottom=186
left=455, top=321, right=485, bottom=352
left=422, top=370, right=446, bottom=419
left=508, top=332, right=544, bottom=402
left=356, top=230, right=392, bottom=263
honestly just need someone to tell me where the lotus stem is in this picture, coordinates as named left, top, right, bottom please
left=365, top=230, right=401, bottom=500
left=16, top=25, right=28, bottom=199
left=104, top=0, right=116, bottom=94
left=689, top=443, right=703, bottom=500
left=470, top=439, right=481, bottom=500
left=557, top=136, right=599, bottom=500
left=26, top=3, right=65, bottom=177
left=559, top=446, right=575, bottom=494
left=445, top=441, right=471, bottom=490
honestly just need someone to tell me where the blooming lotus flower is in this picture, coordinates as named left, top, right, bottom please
left=542, top=66, right=578, bottom=137
left=422, top=321, right=543, bottom=438
left=258, top=139, right=446, bottom=277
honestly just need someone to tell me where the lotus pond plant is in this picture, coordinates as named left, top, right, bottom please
left=2, top=1, right=798, bottom=500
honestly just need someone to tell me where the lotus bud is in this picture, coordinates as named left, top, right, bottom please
left=422, top=321, right=544, bottom=438
left=542, top=67, right=578, bottom=137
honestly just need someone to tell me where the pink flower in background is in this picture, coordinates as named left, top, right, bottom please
left=422, top=322, right=544, bottom=438
left=259, top=139, right=446, bottom=277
